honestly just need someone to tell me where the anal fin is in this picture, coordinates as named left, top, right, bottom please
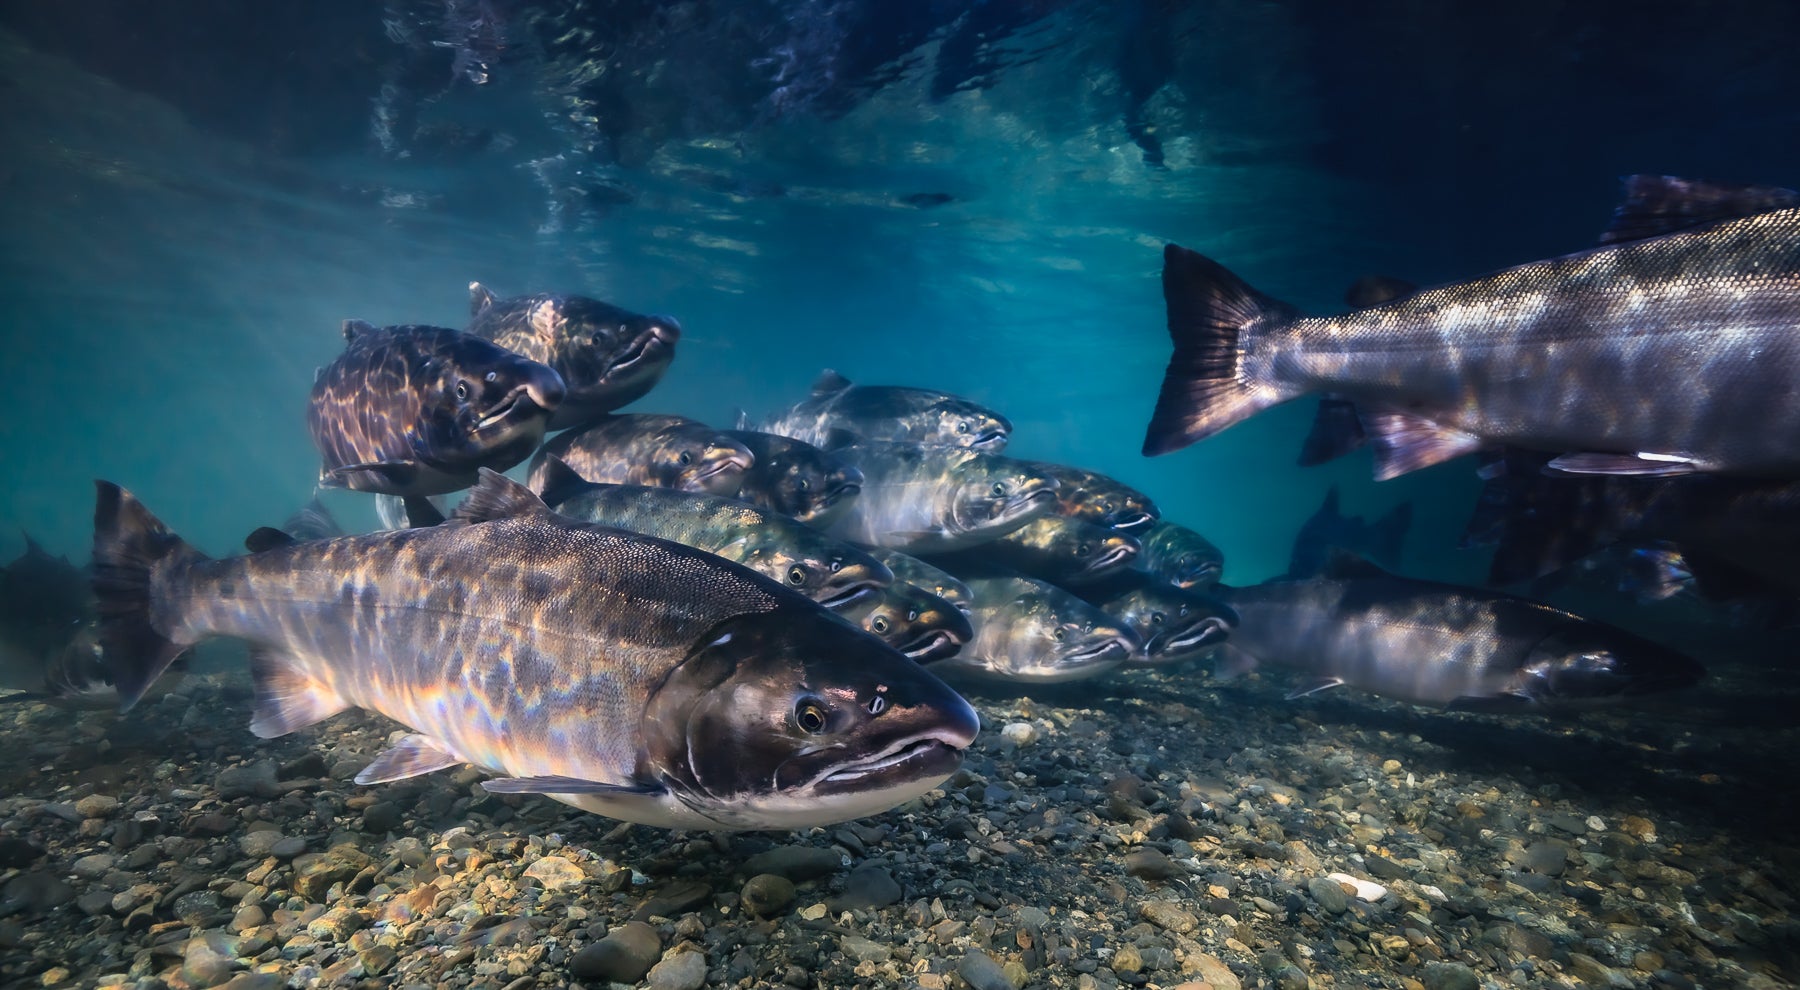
left=1545, top=452, right=1697, bottom=477
left=481, top=775, right=664, bottom=796
left=1285, top=676, right=1346, bottom=700
left=355, top=734, right=463, bottom=784
left=248, top=648, right=348, bottom=738
left=1362, top=412, right=1483, bottom=481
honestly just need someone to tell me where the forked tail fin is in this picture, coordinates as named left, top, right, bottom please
left=92, top=481, right=203, bottom=709
left=1143, top=244, right=1298, bottom=456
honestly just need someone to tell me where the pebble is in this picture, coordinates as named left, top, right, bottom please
left=840, top=934, right=892, bottom=963
left=1191, top=952, right=1242, bottom=990
left=1139, top=900, right=1199, bottom=934
left=215, top=761, right=281, bottom=800
left=1307, top=876, right=1350, bottom=915
left=1124, top=847, right=1184, bottom=882
left=1000, top=722, right=1038, bottom=746
left=523, top=854, right=585, bottom=892
left=569, top=921, right=662, bottom=983
left=1327, top=871, right=1387, bottom=902
left=74, top=794, right=119, bottom=819
left=646, top=949, right=708, bottom=990
left=958, top=948, right=1018, bottom=990
left=740, top=873, right=796, bottom=917
left=1421, top=961, right=1480, bottom=990
left=827, top=864, right=901, bottom=911
left=742, top=845, right=846, bottom=881
left=70, top=853, right=117, bottom=880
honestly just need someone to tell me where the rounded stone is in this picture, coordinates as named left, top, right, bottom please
left=1421, top=961, right=1480, bottom=990
left=741, top=874, right=796, bottom=917
left=1307, top=876, right=1350, bottom=915
left=570, top=921, right=662, bottom=984
left=647, top=949, right=708, bottom=990
left=75, top=794, right=120, bottom=819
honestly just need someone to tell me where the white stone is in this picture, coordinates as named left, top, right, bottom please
left=1327, top=872, right=1387, bottom=902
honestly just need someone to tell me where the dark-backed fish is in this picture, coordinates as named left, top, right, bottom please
left=935, top=516, right=1140, bottom=587
left=530, top=413, right=755, bottom=497
left=1080, top=572, right=1237, bottom=665
left=308, top=321, right=565, bottom=496
left=92, top=470, right=978, bottom=830
left=754, top=370, right=1012, bottom=451
left=536, top=458, right=891, bottom=611
left=861, top=547, right=975, bottom=616
left=941, top=575, right=1141, bottom=683
left=722, top=429, right=864, bottom=528
left=823, top=442, right=1059, bottom=553
left=1146, top=176, right=1800, bottom=480
left=466, top=283, right=681, bottom=429
left=1012, top=460, right=1159, bottom=532
left=1135, top=520, right=1225, bottom=590
left=1214, top=552, right=1704, bottom=712
left=837, top=583, right=973, bottom=663
left=1285, top=486, right=1412, bottom=580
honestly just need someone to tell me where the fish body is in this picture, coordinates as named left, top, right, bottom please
left=308, top=321, right=565, bottom=496
left=837, top=583, right=973, bottom=663
left=1012, top=460, right=1159, bottom=532
left=721, top=429, right=864, bottom=528
left=1214, top=554, right=1704, bottom=712
left=1147, top=176, right=1800, bottom=480
left=823, top=442, right=1060, bottom=553
left=536, top=460, right=892, bottom=611
left=756, top=370, right=1012, bottom=451
left=466, top=283, right=681, bottom=430
left=91, top=471, right=978, bottom=830
left=860, top=547, right=975, bottom=616
left=1285, top=486, right=1412, bottom=579
left=936, top=516, right=1140, bottom=587
left=1134, top=520, right=1225, bottom=590
left=943, top=575, right=1141, bottom=683
left=1081, top=572, right=1237, bottom=665
left=530, top=414, right=755, bottom=497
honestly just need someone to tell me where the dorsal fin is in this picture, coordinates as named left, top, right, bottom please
left=1319, top=547, right=1390, bottom=580
left=341, top=319, right=378, bottom=343
left=528, top=298, right=560, bottom=338
left=811, top=369, right=853, bottom=396
left=244, top=527, right=297, bottom=553
left=1600, top=175, right=1800, bottom=244
left=732, top=408, right=750, bottom=430
left=453, top=469, right=551, bottom=524
left=535, top=456, right=593, bottom=509
left=469, top=281, right=496, bottom=317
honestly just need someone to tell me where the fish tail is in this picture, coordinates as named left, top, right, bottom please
left=92, top=481, right=204, bottom=710
left=1144, top=244, right=1298, bottom=456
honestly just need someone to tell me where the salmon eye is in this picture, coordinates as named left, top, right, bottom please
left=795, top=700, right=828, bottom=733
left=455, top=381, right=472, bottom=401
left=991, top=483, right=1008, bottom=497
left=1052, top=628, right=1066, bottom=642
left=867, top=695, right=886, bottom=715
left=484, top=371, right=498, bottom=383
left=797, top=478, right=810, bottom=491
left=907, top=609, right=919, bottom=621
left=1150, top=611, right=1166, bottom=625
left=785, top=565, right=808, bottom=586
left=1076, top=543, right=1091, bottom=556
left=957, top=421, right=971, bottom=434
left=871, top=616, right=891, bottom=635
left=679, top=450, right=695, bottom=466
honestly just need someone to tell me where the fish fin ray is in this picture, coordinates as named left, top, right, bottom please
left=1286, top=677, right=1346, bottom=700
left=469, top=280, right=496, bottom=317
left=534, top=456, right=592, bottom=509
left=355, top=734, right=463, bottom=784
left=324, top=460, right=423, bottom=489
left=1363, top=412, right=1483, bottom=480
left=732, top=407, right=750, bottom=430
left=244, top=527, right=297, bottom=553
left=811, top=369, right=852, bottom=396
left=481, top=775, right=664, bottom=796
left=247, top=647, right=347, bottom=737
left=1211, top=642, right=1258, bottom=682
left=91, top=481, right=202, bottom=710
left=1144, top=244, right=1298, bottom=456
left=1545, top=452, right=1697, bottom=477
left=1299, top=399, right=1367, bottom=466
left=453, top=469, right=551, bottom=524
left=1601, top=175, right=1800, bottom=244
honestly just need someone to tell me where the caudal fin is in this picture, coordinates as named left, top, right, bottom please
left=92, top=481, right=202, bottom=710
left=1143, top=244, right=1298, bottom=457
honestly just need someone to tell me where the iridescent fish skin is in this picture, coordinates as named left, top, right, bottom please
left=1081, top=573, right=1237, bottom=666
left=536, top=460, right=892, bottom=612
left=466, top=283, right=681, bottom=430
left=861, top=547, right=974, bottom=616
left=1147, top=176, right=1800, bottom=480
left=1010, top=460, right=1159, bottom=533
left=307, top=321, right=565, bottom=497
left=530, top=413, right=754, bottom=497
left=836, top=582, right=973, bottom=663
left=92, top=471, right=978, bottom=831
left=722, top=429, right=864, bottom=528
left=1134, top=520, right=1225, bottom=591
left=757, top=370, right=1012, bottom=451
left=1215, top=553, right=1705, bottom=712
left=954, top=516, right=1141, bottom=588
left=824, top=442, right=1059, bottom=554
left=943, top=575, right=1142, bottom=684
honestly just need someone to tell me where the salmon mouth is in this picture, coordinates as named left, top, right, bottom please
left=477, top=384, right=554, bottom=432
left=1177, top=560, right=1222, bottom=588
left=969, top=429, right=1009, bottom=451
left=814, top=735, right=966, bottom=792
left=605, top=322, right=679, bottom=377
left=1063, top=636, right=1134, bottom=668
left=1111, top=510, right=1155, bottom=533
left=1087, top=542, right=1138, bottom=572
left=819, top=581, right=880, bottom=611
left=901, top=629, right=963, bottom=663
left=1164, top=615, right=1232, bottom=653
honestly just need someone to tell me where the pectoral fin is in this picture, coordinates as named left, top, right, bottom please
left=323, top=460, right=424, bottom=490
left=481, top=775, right=665, bottom=797
left=355, top=734, right=464, bottom=784
left=1285, top=677, right=1346, bottom=700
left=1544, top=452, right=1697, bottom=477
left=1362, top=412, right=1483, bottom=481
